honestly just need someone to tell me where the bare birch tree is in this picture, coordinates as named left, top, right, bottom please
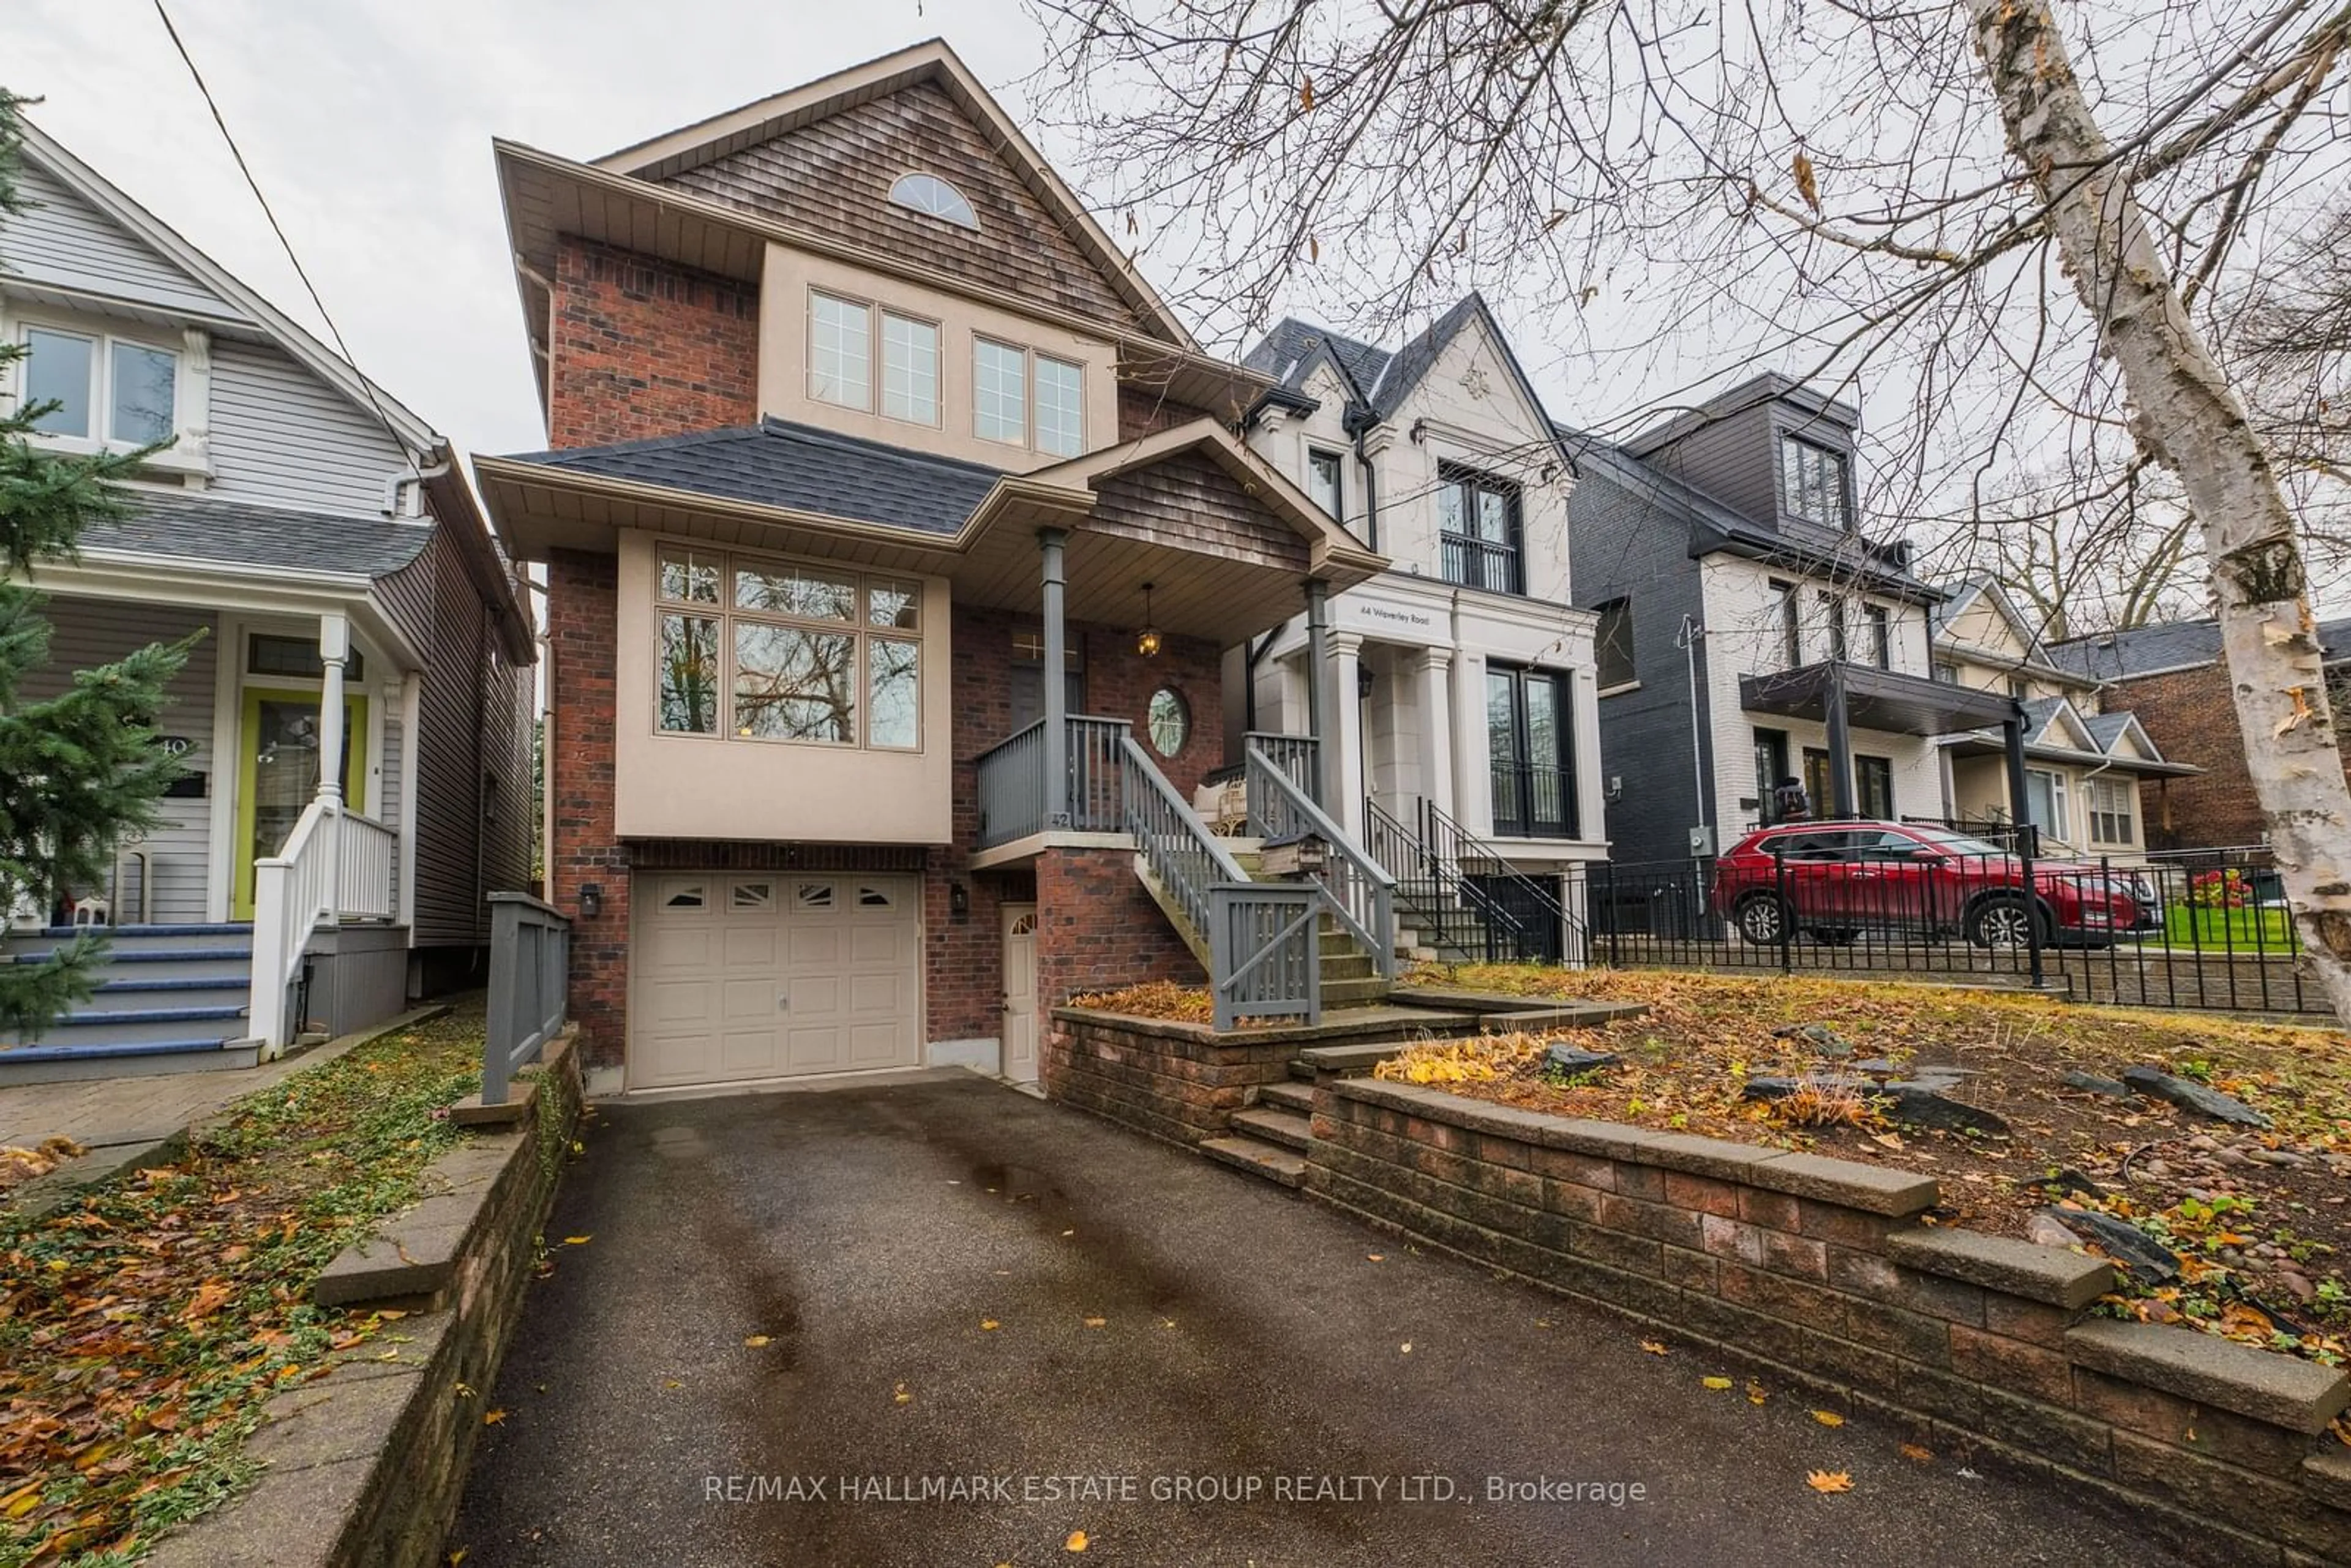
left=1027, top=0, right=2351, bottom=1018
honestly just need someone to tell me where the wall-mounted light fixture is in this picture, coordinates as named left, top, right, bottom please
left=579, top=882, right=604, bottom=920
left=1136, top=582, right=1162, bottom=658
left=950, top=880, right=971, bottom=920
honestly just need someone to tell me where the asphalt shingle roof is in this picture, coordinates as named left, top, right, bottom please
left=2049, top=615, right=2351, bottom=681
left=1243, top=295, right=1501, bottom=424
left=77, top=492, right=433, bottom=579
left=2082, top=711, right=2137, bottom=749
left=501, top=419, right=1006, bottom=536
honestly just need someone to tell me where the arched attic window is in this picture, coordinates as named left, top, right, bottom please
left=888, top=172, right=979, bottom=230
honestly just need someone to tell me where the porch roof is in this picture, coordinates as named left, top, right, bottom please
left=1939, top=729, right=2203, bottom=777
left=478, top=417, right=1389, bottom=644
left=75, top=493, right=433, bottom=580
left=1741, top=660, right=2019, bottom=736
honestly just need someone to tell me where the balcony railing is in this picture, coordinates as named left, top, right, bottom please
left=1439, top=533, right=1524, bottom=595
left=975, top=715, right=1136, bottom=850
left=1490, top=760, right=1575, bottom=839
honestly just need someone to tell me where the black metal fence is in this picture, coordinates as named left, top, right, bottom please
left=1588, top=840, right=2322, bottom=1016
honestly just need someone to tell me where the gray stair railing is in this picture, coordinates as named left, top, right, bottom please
left=1421, top=798, right=1588, bottom=964
left=975, top=716, right=1133, bottom=847
left=484, top=891, right=571, bottom=1106
left=1243, top=730, right=1321, bottom=803
left=1364, top=796, right=1526, bottom=962
left=1119, top=735, right=1321, bottom=1029
left=974, top=719, right=1046, bottom=849
left=1243, top=738, right=1398, bottom=978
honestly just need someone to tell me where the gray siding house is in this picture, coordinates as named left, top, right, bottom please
left=1, top=119, right=534, bottom=1081
left=1566, top=375, right=2025, bottom=868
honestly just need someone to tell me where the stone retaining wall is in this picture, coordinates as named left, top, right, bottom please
left=1308, top=1079, right=2351, bottom=1566
left=148, top=1030, right=583, bottom=1568
left=1046, top=1010, right=1353, bottom=1145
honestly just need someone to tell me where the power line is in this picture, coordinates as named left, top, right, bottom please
left=148, top=0, right=419, bottom=481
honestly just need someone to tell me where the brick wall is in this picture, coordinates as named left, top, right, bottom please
left=547, top=238, right=759, bottom=451
left=2105, top=664, right=2262, bottom=850
left=1310, top=1079, right=2351, bottom=1566
left=544, top=549, right=628, bottom=1070
left=1035, top=846, right=1204, bottom=1014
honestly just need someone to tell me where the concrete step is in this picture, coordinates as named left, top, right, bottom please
left=1296, top=1041, right=1408, bottom=1078
left=7, top=1003, right=245, bottom=1050
left=0, top=1037, right=260, bottom=1086
left=1288, top=1056, right=1318, bottom=1082
left=5, top=945, right=253, bottom=985
left=1258, top=1080, right=1315, bottom=1116
left=1321, top=977, right=1392, bottom=1007
left=1228, top=1106, right=1311, bottom=1152
left=1319, top=952, right=1376, bottom=981
left=1199, top=1135, right=1307, bottom=1189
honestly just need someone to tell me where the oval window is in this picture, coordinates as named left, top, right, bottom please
left=1147, top=688, right=1189, bottom=758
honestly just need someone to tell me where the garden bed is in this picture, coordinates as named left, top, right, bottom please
left=0, top=1003, right=494, bottom=1566
left=1384, top=966, right=2351, bottom=1367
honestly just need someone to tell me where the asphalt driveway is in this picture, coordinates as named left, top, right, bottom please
left=450, top=1071, right=2186, bottom=1567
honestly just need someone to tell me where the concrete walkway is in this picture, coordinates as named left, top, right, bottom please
left=451, top=1076, right=2188, bottom=1568
left=0, top=1005, right=444, bottom=1152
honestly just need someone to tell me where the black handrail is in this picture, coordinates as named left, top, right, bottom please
left=1365, top=796, right=1526, bottom=962
left=1421, top=797, right=1588, bottom=958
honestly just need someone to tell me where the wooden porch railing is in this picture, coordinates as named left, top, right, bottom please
left=975, top=715, right=1135, bottom=849
left=248, top=801, right=400, bottom=1052
left=1245, top=738, right=1398, bottom=978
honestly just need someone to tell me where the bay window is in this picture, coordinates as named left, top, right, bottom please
left=656, top=545, right=923, bottom=751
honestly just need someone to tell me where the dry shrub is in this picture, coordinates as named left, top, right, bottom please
left=1769, top=1076, right=1881, bottom=1129
left=1065, top=981, right=1216, bottom=1024
left=1376, top=1030, right=1550, bottom=1087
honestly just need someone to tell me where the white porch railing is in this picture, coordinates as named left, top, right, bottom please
left=248, top=801, right=400, bottom=1053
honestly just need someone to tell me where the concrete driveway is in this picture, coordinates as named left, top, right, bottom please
left=451, top=1073, right=2184, bottom=1567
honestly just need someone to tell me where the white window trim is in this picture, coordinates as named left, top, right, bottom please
left=1, top=302, right=213, bottom=478
left=972, top=335, right=1086, bottom=456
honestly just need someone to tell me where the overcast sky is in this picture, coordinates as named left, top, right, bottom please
left=1, top=0, right=1112, bottom=462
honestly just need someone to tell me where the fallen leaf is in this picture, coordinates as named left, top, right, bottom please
left=1061, top=1229, right=1075, bottom=1237
left=894, top=1383, right=913, bottom=1405
left=1066, top=1529, right=1090, bottom=1553
left=1870, top=1132, right=1906, bottom=1150
left=1900, top=1443, right=1935, bottom=1463
left=1810, top=1409, right=1845, bottom=1428
left=1746, top=1382, right=1769, bottom=1406
left=448, top=1551, right=468, bottom=1567
left=483, top=1409, right=506, bottom=1426
left=1400, top=1341, right=1412, bottom=1354
left=1806, top=1469, right=1853, bottom=1494
left=1701, top=1376, right=1734, bottom=1391
left=1640, top=1340, right=1670, bottom=1356
left=744, top=1335, right=771, bottom=1348
left=562, top=1236, right=592, bottom=1246
left=980, top=1319, right=1000, bottom=1331
left=1367, top=1253, right=1385, bottom=1262
left=664, top=1379, right=683, bottom=1389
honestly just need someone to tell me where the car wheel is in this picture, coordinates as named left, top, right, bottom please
left=1734, top=893, right=1789, bottom=946
left=1966, top=896, right=2044, bottom=950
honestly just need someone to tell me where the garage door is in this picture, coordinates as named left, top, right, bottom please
left=631, top=872, right=921, bottom=1089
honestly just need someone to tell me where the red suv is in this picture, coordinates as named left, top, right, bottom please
left=1709, top=822, right=2161, bottom=949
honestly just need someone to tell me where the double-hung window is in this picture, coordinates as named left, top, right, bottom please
left=975, top=338, right=1084, bottom=456
left=655, top=546, right=923, bottom=751
left=2088, top=778, right=2135, bottom=846
left=1769, top=579, right=1802, bottom=668
left=1436, top=465, right=1524, bottom=594
left=1307, top=448, right=1344, bottom=519
left=1864, top=604, right=1892, bottom=669
left=20, top=325, right=179, bottom=448
left=1780, top=436, right=1852, bottom=530
left=2026, top=768, right=2071, bottom=845
left=808, top=290, right=939, bottom=427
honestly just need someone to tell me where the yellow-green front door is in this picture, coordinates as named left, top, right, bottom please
left=234, top=688, right=366, bottom=919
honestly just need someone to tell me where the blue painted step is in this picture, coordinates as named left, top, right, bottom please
left=28, top=923, right=255, bottom=939
left=0, top=1037, right=261, bottom=1085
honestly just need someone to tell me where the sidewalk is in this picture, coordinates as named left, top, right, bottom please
left=0, top=1005, right=447, bottom=1152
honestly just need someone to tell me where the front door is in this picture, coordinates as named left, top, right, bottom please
left=234, top=688, right=366, bottom=919
left=1001, top=904, right=1039, bottom=1083
left=1485, top=664, right=1574, bottom=838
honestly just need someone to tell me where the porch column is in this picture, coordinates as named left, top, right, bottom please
left=2001, top=706, right=2035, bottom=853
left=1416, top=647, right=1456, bottom=823
left=317, top=612, right=350, bottom=920
left=1303, top=580, right=1330, bottom=803
left=1329, top=632, right=1366, bottom=837
left=1040, top=529, right=1070, bottom=828
left=1823, top=661, right=1856, bottom=819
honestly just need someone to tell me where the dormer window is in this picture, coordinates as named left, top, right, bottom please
left=1780, top=435, right=1851, bottom=530
left=888, top=173, right=978, bottom=230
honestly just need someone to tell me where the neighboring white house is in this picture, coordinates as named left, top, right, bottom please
left=1238, top=296, right=1607, bottom=955
left=0, top=118, right=534, bottom=1081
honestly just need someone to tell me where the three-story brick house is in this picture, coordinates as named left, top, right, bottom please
left=476, top=43, right=1390, bottom=1095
